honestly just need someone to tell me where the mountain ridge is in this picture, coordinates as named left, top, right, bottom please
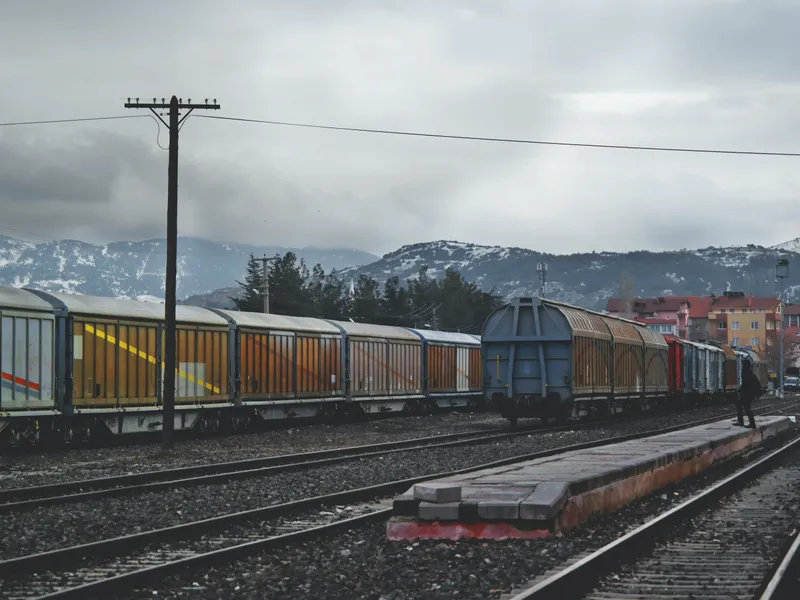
left=336, top=239, right=800, bottom=310
left=3, top=234, right=800, bottom=312
left=0, top=235, right=379, bottom=301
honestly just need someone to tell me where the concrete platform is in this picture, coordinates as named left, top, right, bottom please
left=387, top=416, right=796, bottom=541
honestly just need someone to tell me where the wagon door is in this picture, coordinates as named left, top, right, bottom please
left=0, top=311, right=56, bottom=410
left=456, top=345, right=470, bottom=392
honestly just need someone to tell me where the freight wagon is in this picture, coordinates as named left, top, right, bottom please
left=481, top=297, right=669, bottom=425
left=733, top=346, right=769, bottom=391
left=0, top=286, right=482, bottom=446
left=664, top=336, right=726, bottom=404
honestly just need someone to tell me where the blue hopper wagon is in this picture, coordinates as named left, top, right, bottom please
left=481, top=297, right=669, bottom=425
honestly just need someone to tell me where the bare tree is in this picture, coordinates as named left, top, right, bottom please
left=764, top=335, right=800, bottom=374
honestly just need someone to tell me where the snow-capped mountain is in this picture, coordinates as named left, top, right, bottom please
left=340, top=240, right=800, bottom=310
left=771, top=236, right=800, bottom=253
left=3, top=234, right=799, bottom=311
left=0, top=235, right=378, bottom=301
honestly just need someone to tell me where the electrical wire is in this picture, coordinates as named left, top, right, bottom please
left=144, top=114, right=170, bottom=151
left=4, top=112, right=799, bottom=158
left=0, top=115, right=150, bottom=127
left=196, top=114, right=800, bottom=158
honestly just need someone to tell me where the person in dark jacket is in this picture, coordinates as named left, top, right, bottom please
left=735, top=361, right=759, bottom=428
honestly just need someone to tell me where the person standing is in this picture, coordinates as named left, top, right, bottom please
left=735, top=361, right=759, bottom=429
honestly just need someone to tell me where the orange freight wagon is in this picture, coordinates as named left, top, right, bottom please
left=407, top=329, right=482, bottom=395
left=212, top=310, right=343, bottom=401
left=326, top=320, right=422, bottom=398
left=40, top=292, right=229, bottom=409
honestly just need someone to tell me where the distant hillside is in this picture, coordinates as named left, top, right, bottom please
left=0, top=235, right=378, bottom=301
left=6, top=232, right=800, bottom=313
left=337, top=240, right=800, bottom=310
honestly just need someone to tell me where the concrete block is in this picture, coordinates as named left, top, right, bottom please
left=392, top=494, right=420, bottom=516
left=477, top=500, right=520, bottom=520
left=418, top=501, right=461, bottom=520
left=519, top=481, right=569, bottom=521
left=458, top=501, right=480, bottom=521
left=460, top=485, right=536, bottom=502
left=413, top=482, right=462, bottom=503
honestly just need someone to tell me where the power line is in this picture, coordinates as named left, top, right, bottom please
left=0, top=115, right=150, bottom=127
left=4, top=112, right=799, bottom=158
left=196, top=114, right=800, bottom=158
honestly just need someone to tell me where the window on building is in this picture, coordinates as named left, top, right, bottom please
left=717, top=321, right=727, bottom=330
left=750, top=322, right=759, bottom=330
left=768, top=321, right=775, bottom=330
left=751, top=337, right=759, bottom=347
left=648, top=324, right=675, bottom=334
left=729, top=309, right=735, bottom=313
left=732, top=337, right=740, bottom=345
left=790, top=315, right=800, bottom=327
left=731, top=321, right=740, bottom=330
left=760, top=308, right=765, bottom=313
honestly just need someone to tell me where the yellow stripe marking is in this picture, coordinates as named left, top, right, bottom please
left=83, top=324, right=221, bottom=394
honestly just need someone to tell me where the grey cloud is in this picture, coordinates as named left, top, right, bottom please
left=0, top=133, right=118, bottom=203
left=1, top=0, right=800, bottom=257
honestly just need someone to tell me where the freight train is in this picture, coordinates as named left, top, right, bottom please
left=482, top=297, right=768, bottom=425
left=0, top=286, right=483, bottom=447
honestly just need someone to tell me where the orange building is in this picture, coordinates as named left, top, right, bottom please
left=707, top=292, right=781, bottom=351
left=607, top=291, right=782, bottom=352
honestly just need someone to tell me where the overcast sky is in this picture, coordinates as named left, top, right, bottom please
left=1, top=0, right=799, bottom=256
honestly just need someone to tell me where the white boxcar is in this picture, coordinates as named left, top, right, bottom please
left=0, top=287, right=56, bottom=411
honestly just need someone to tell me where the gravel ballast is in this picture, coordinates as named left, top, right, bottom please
left=0, top=399, right=794, bottom=561
left=119, top=431, right=800, bottom=600
left=1, top=398, right=792, bottom=492
left=0, top=412, right=506, bottom=490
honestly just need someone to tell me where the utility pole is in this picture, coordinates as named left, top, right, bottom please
left=776, top=258, right=789, bottom=399
left=255, top=256, right=278, bottom=314
left=124, top=96, right=220, bottom=450
left=537, top=262, right=548, bottom=298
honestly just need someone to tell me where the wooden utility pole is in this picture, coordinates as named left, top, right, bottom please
left=255, top=256, right=278, bottom=314
left=123, top=96, right=220, bottom=450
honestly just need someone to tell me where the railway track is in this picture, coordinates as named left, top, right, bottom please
left=760, top=527, right=800, bottom=600
left=502, top=430, right=800, bottom=600
left=2, top=404, right=798, bottom=600
left=2, top=398, right=796, bottom=514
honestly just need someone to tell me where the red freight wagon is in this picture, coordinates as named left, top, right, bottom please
left=664, top=335, right=686, bottom=400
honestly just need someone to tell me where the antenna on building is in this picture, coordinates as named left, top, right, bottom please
left=537, top=262, right=548, bottom=298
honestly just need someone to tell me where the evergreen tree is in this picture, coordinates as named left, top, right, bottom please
left=351, top=275, right=382, bottom=322
left=319, top=270, right=349, bottom=320
left=304, top=263, right=327, bottom=317
left=269, top=252, right=311, bottom=316
left=231, top=253, right=265, bottom=312
left=380, top=276, right=411, bottom=325
left=232, top=254, right=502, bottom=333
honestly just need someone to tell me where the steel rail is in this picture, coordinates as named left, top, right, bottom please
left=3, top=407, right=798, bottom=599
left=3, top=398, right=794, bottom=514
left=3, top=507, right=394, bottom=600
left=1, top=405, right=796, bottom=582
left=505, top=434, right=800, bottom=600
left=758, top=528, right=800, bottom=600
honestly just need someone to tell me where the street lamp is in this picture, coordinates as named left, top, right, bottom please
left=776, top=258, right=789, bottom=398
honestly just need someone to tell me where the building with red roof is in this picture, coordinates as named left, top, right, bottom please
left=606, top=291, right=781, bottom=353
